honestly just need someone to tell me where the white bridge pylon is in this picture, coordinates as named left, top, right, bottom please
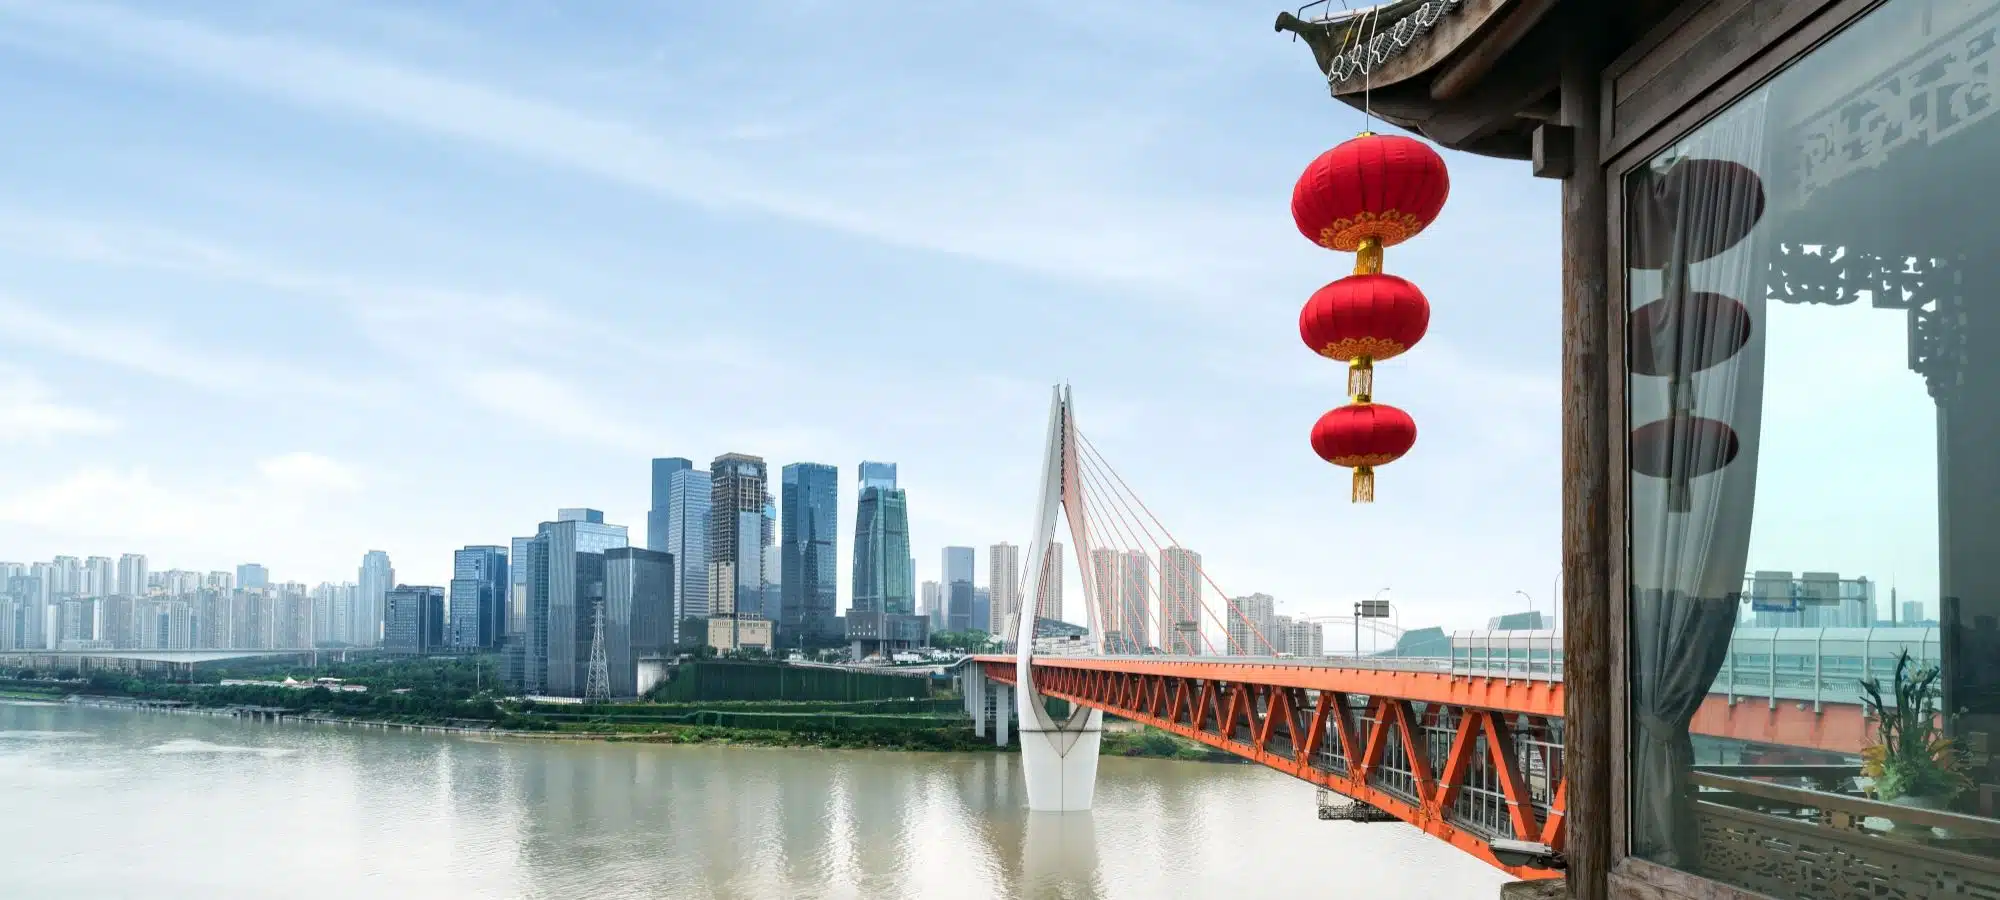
left=1013, top=384, right=1104, bottom=812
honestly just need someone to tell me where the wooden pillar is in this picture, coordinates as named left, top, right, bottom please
left=1559, top=7, right=1612, bottom=898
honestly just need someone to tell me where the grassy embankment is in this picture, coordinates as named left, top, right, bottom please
left=1, top=659, right=1225, bottom=761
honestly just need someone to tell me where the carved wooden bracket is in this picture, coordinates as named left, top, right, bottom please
left=1532, top=123, right=1575, bottom=179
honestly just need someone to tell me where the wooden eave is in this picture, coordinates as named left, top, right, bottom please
left=1276, top=0, right=1696, bottom=160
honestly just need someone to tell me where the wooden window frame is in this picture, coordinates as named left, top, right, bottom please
left=1584, top=0, right=1895, bottom=896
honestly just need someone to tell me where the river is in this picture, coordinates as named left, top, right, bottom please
left=0, top=700, right=1507, bottom=899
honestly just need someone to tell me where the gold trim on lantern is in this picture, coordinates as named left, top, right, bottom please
left=1352, top=466, right=1376, bottom=503
left=1331, top=453, right=1401, bottom=468
left=1315, top=211, right=1426, bottom=253
left=1317, top=337, right=1407, bottom=361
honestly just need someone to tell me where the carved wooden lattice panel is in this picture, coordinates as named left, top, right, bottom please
left=1698, top=803, right=2000, bottom=899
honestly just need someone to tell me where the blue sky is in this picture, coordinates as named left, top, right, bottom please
left=0, top=0, right=1565, bottom=634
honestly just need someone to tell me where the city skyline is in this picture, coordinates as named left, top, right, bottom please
left=0, top=0, right=1569, bottom=637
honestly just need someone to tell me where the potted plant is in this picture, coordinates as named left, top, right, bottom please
left=1858, top=650, right=1971, bottom=829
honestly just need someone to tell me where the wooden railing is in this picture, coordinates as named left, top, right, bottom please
left=1689, top=765, right=2000, bottom=899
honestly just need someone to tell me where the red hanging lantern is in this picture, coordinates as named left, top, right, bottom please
left=1299, top=273, right=1431, bottom=399
left=1292, top=133, right=1451, bottom=274
left=1310, top=403, right=1417, bottom=503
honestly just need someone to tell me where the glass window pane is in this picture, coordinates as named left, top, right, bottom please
left=1624, top=1, right=2000, bottom=894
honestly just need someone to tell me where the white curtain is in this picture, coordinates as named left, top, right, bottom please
left=1627, top=89, right=1774, bottom=868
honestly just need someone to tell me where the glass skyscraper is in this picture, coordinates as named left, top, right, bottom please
left=357, top=551, right=394, bottom=647
left=449, top=545, right=508, bottom=649
left=943, top=546, right=975, bottom=633
left=604, top=547, right=673, bottom=697
left=647, top=458, right=692, bottom=554
left=664, top=466, right=711, bottom=639
left=852, top=468, right=914, bottom=616
left=527, top=510, right=628, bottom=696
left=781, top=463, right=840, bottom=646
left=383, top=585, right=444, bottom=654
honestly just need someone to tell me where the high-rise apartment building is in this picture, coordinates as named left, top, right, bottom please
left=1036, top=543, right=1065, bottom=623
left=1088, top=548, right=1121, bottom=643
left=972, top=587, right=990, bottom=639
left=236, top=563, right=270, bottom=592
left=358, top=551, right=394, bottom=646
left=117, top=554, right=148, bottom=598
left=647, top=457, right=693, bottom=554
left=1160, top=546, right=1203, bottom=655
left=605, top=547, right=674, bottom=697
left=943, top=547, right=975, bottom=633
left=449, top=546, right=509, bottom=650
left=989, top=542, right=1021, bottom=636
left=706, top=453, right=771, bottom=651
left=1279, top=616, right=1324, bottom=658
left=663, top=465, right=712, bottom=638
left=920, top=581, right=942, bottom=630
left=1117, top=550, right=1151, bottom=650
left=84, top=556, right=114, bottom=598
left=311, top=582, right=356, bottom=645
left=50, top=556, right=81, bottom=597
left=1227, top=593, right=1278, bottom=656
left=781, top=463, right=840, bottom=646
left=383, top=585, right=445, bottom=654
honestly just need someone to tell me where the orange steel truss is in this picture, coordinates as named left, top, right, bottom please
left=979, top=657, right=1567, bottom=880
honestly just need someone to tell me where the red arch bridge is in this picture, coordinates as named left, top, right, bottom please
left=959, top=651, right=1884, bottom=881
left=962, top=386, right=1896, bottom=881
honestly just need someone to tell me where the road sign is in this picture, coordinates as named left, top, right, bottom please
left=1356, top=600, right=1391, bottom=619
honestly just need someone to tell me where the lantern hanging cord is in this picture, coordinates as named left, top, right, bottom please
left=1360, top=5, right=1382, bottom=133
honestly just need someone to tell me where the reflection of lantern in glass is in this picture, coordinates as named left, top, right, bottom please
left=1626, top=160, right=1766, bottom=270
left=1311, top=403, right=1417, bottom=504
left=1299, top=274, right=1431, bottom=400
left=1626, top=158, right=1766, bottom=513
left=1292, top=133, right=1451, bottom=274
left=1628, top=292, right=1753, bottom=378
left=1631, top=415, right=1740, bottom=513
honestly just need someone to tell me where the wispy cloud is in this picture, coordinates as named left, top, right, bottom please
left=0, top=0, right=1276, bottom=300
left=0, top=209, right=788, bottom=451
left=0, top=367, right=117, bottom=442
left=0, top=293, right=378, bottom=403
left=0, top=452, right=365, bottom=541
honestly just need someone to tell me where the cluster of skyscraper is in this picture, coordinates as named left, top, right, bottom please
left=0, top=554, right=400, bottom=652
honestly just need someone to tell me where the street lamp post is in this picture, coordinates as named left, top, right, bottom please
left=1515, top=590, right=1533, bottom=623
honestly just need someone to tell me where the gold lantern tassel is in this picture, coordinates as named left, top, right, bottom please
left=1348, top=358, right=1374, bottom=402
left=1352, top=466, right=1376, bottom=503
left=1354, top=235, right=1383, bottom=275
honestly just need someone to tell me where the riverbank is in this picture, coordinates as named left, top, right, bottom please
left=17, top=692, right=1233, bottom=761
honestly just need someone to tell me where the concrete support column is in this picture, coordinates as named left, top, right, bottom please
left=995, top=684, right=1011, bottom=747
left=970, top=667, right=987, bottom=738
left=1014, top=678, right=1099, bottom=810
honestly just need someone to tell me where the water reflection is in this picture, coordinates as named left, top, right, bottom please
left=1, top=702, right=1506, bottom=899
left=1022, top=813, right=1103, bottom=897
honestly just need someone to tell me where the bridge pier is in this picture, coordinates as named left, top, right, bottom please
left=968, top=664, right=987, bottom=739
left=1015, top=675, right=1101, bottom=811
left=994, top=684, right=1010, bottom=748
